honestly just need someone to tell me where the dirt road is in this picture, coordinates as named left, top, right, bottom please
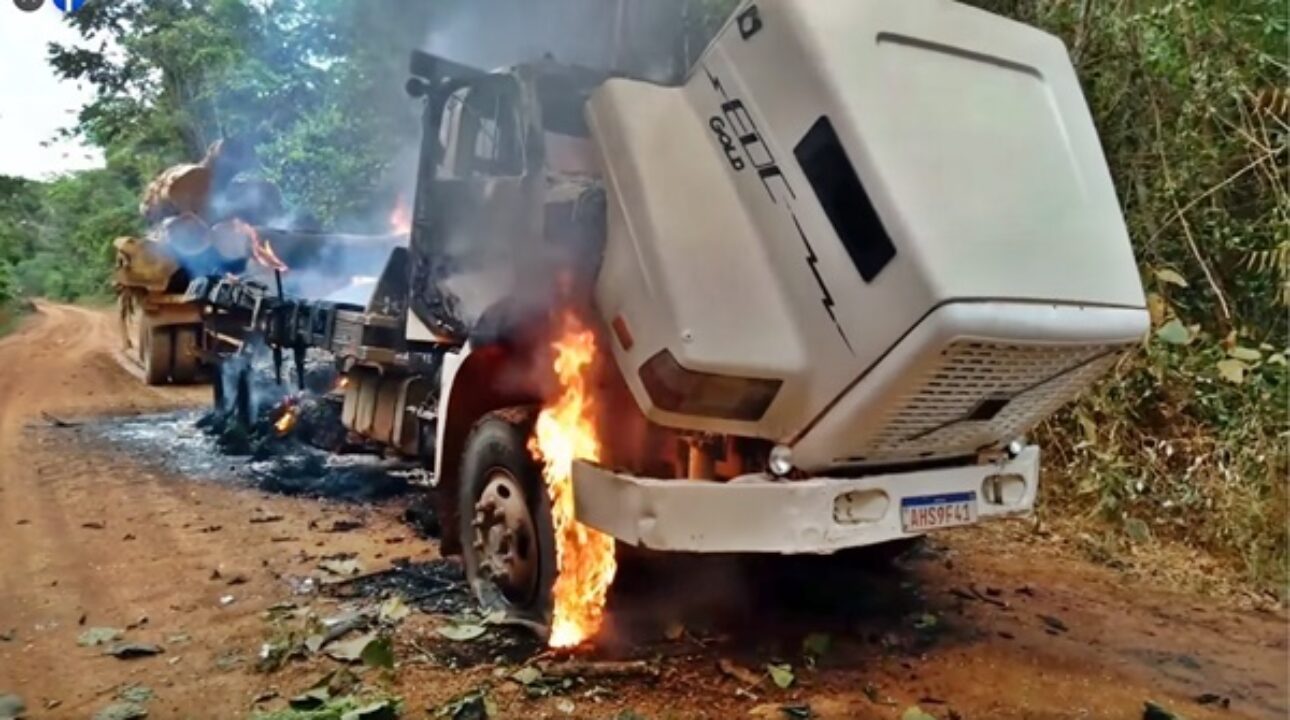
left=0, top=302, right=1285, bottom=719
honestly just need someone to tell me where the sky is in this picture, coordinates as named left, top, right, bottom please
left=0, top=4, right=104, bottom=180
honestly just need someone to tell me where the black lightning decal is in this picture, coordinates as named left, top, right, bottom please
left=704, top=65, right=728, bottom=98
left=704, top=64, right=845, bottom=353
left=792, top=213, right=853, bottom=354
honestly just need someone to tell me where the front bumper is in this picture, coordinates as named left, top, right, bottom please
left=571, top=446, right=1039, bottom=553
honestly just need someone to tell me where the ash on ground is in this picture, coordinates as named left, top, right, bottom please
left=93, top=410, right=412, bottom=503
left=91, top=352, right=417, bottom=503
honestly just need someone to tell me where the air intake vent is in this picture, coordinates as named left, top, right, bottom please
left=860, top=341, right=1120, bottom=460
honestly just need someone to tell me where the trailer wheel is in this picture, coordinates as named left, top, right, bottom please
left=142, top=324, right=174, bottom=385
left=170, top=325, right=201, bottom=383
left=118, top=292, right=139, bottom=352
left=458, top=407, right=555, bottom=623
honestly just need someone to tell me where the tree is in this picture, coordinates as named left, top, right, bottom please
left=48, top=0, right=440, bottom=226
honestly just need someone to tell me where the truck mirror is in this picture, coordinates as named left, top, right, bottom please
left=405, top=77, right=431, bottom=99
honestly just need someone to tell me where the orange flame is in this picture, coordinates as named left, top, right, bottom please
left=274, top=406, right=298, bottom=435
left=389, top=194, right=412, bottom=234
left=528, top=312, right=616, bottom=648
left=233, top=219, right=288, bottom=273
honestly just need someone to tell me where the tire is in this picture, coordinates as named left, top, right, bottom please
left=142, top=323, right=174, bottom=385
left=458, top=407, right=555, bottom=623
left=117, top=292, right=139, bottom=352
left=170, top=325, right=201, bottom=383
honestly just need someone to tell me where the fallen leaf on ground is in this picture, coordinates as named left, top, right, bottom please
left=288, top=687, right=331, bottom=711
left=902, top=707, right=938, bottom=720
left=436, top=690, right=496, bottom=719
left=436, top=622, right=487, bottom=642
left=319, top=559, right=363, bottom=577
left=256, top=638, right=298, bottom=673
left=324, top=633, right=377, bottom=663
left=360, top=635, right=395, bottom=669
left=378, top=595, right=410, bottom=623
left=78, top=627, right=123, bottom=647
left=766, top=663, right=794, bottom=689
left=511, top=666, right=543, bottom=686
left=105, top=643, right=163, bottom=659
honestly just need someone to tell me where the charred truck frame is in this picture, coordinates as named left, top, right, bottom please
left=193, top=0, right=1149, bottom=625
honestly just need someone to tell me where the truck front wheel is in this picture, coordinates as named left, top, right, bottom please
left=458, top=408, right=556, bottom=624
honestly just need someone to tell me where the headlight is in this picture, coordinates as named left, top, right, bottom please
left=768, top=444, right=794, bottom=476
left=638, top=349, right=781, bottom=422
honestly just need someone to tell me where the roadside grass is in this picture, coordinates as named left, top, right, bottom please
left=0, top=299, right=33, bottom=338
left=1036, top=342, right=1288, bottom=599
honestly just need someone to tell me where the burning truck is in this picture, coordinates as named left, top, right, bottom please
left=188, top=0, right=1148, bottom=647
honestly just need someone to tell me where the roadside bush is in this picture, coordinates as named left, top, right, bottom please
left=0, top=261, right=16, bottom=306
left=968, top=0, right=1288, bottom=591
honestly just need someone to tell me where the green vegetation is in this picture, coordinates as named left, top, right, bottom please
left=0, top=1, right=1281, bottom=586
left=969, top=0, right=1287, bottom=592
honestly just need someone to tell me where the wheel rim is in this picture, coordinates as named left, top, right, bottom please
left=472, top=467, right=539, bottom=606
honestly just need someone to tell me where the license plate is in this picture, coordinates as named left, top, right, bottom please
left=901, top=491, right=977, bottom=532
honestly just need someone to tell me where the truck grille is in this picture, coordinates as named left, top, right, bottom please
left=862, top=341, right=1120, bottom=459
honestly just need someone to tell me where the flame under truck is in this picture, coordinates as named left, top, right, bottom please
left=194, top=0, right=1148, bottom=624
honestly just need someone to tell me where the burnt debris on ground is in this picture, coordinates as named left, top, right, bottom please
left=326, top=558, right=543, bottom=667
left=327, top=558, right=472, bottom=616
left=92, top=409, right=415, bottom=503
left=88, top=351, right=420, bottom=504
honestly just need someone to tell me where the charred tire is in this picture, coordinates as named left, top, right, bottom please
left=142, top=323, right=174, bottom=385
left=458, top=407, right=555, bottom=624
